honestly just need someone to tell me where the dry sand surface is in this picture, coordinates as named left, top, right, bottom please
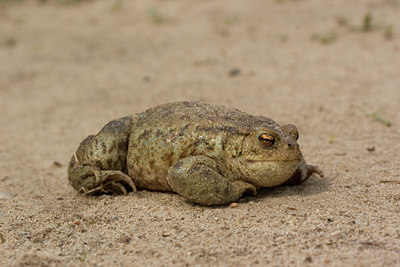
left=1, top=0, right=400, bottom=266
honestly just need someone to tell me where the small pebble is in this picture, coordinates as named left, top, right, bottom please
left=162, top=231, right=171, bottom=237
left=120, top=236, right=132, bottom=244
left=228, top=68, right=241, bottom=77
left=230, top=202, right=239, bottom=208
left=53, top=161, right=63, bottom=167
left=0, top=192, right=13, bottom=200
left=366, top=146, right=375, bottom=152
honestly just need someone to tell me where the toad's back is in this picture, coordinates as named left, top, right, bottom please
left=126, top=101, right=277, bottom=191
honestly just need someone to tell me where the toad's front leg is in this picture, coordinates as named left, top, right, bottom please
left=283, top=159, right=324, bottom=186
left=166, top=155, right=256, bottom=206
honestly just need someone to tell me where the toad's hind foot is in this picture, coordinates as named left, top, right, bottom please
left=81, top=169, right=137, bottom=195
left=69, top=165, right=137, bottom=195
left=67, top=116, right=135, bottom=195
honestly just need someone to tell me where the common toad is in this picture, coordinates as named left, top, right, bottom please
left=68, top=101, right=323, bottom=205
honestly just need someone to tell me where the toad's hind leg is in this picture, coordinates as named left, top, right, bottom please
left=68, top=116, right=137, bottom=195
left=166, top=155, right=256, bottom=206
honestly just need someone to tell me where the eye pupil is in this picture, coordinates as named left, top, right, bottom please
left=258, top=133, right=275, bottom=146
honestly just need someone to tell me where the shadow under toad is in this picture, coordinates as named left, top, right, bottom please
left=242, top=175, right=332, bottom=204
left=178, top=175, right=332, bottom=208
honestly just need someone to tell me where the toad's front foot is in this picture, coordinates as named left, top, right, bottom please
left=283, top=159, right=324, bottom=186
left=166, top=155, right=256, bottom=206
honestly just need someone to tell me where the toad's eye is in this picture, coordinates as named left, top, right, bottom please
left=258, top=133, right=275, bottom=146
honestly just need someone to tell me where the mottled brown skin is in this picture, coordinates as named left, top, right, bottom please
left=68, top=101, right=323, bottom=205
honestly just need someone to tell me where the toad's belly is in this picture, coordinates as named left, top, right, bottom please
left=126, top=151, right=174, bottom=192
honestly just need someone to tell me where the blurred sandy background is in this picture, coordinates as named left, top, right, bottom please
left=0, top=0, right=399, bottom=266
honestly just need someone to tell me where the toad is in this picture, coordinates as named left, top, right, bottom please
left=68, top=101, right=323, bottom=205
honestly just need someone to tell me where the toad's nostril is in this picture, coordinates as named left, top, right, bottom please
left=287, top=143, right=293, bottom=148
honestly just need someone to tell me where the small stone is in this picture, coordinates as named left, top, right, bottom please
left=230, top=202, right=239, bottom=208
left=1, top=176, right=10, bottom=182
left=366, top=146, right=375, bottom=152
left=228, top=68, right=241, bottom=77
left=0, top=192, right=13, bottom=200
left=162, top=231, right=171, bottom=237
left=53, top=161, right=63, bottom=167
left=120, top=236, right=132, bottom=244
left=305, top=256, right=312, bottom=263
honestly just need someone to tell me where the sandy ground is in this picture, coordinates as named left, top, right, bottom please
left=0, top=0, right=399, bottom=266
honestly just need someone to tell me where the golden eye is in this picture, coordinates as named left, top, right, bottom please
left=258, top=133, right=275, bottom=146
